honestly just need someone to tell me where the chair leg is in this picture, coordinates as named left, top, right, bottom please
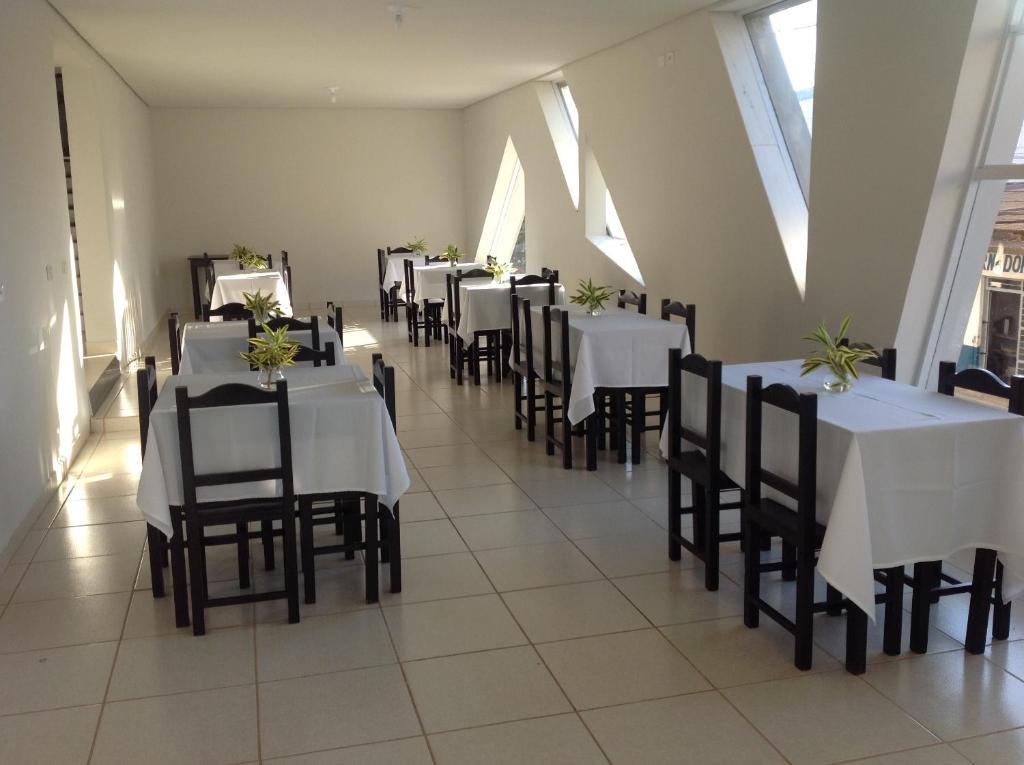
left=825, top=584, right=843, bottom=616
left=692, top=480, right=706, bottom=555
left=261, top=520, right=275, bottom=571
left=743, top=516, right=760, bottom=628
left=473, top=343, right=482, bottom=386
left=668, top=469, right=681, bottom=562
left=146, top=524, right=166, bottom=598
left=334, top=499, right=344, bottom=535
left=526, top=376, right=536, bottom=442
left=379, top=511, right=390, bottom=564
left=185, top=514, right=207, bottom=636
left=615, top=392, right=627, bottom=464
left=845, top=602, right=868, bottom=675
left=236, top=521, right=250, bottom=589
left=561, top=406, right=573, bottom=470
left=171, top=510, right=190, bottom=628
left=545, top=392, right=555, bottom=456
left=703, top=486, right=719, bottom=591
left=631, top=390, right=645, bottom=465
left=883, top=565, right=904, bottom=656
left=993, top=562, right=1011, bottom=641
left=585, top=413, right=597, bottom=471
left=343, top=498, right=361, bottom=560
left=966, top=548, right=998, bottom=654
left=299, top=500, right=316, bottom=604
left=282, top=506, right=300, bottom=624
left=364, top=494, right=380, bottom=604
left=794, top=540, right=814, bottom=670
left=781, top=542, right=796, bottom=581
left=389, top=503, right=402, bottom=593
left=910, top=561, right=936, bottom=654
left=514, top=372, right=524, bottom=430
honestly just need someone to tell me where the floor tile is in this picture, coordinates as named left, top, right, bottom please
left=0, top=591, right=130, bottom=652
left=597, top=465, right=669, bottom=499
left=582, top=692, right=787, bottom=765
left=258, top=665, right=421, bottom=758
left=10, top=529, right=46, bottom=563
left=400, top=519, right=467, bottom=557
left=397, top=413, right=457, bottom=432
left=518, top=474, right=622, bottom=507
left=0, top=705, right=101, bottom=765
left=0, top=641, right=116, bottom=714
left=575, top=529, right=694, bottom=578
left=723, top=671, right=938, bottom=765
left=92, top=685, right=258, bottom=765
left=613, top=569, right=744, bottom=626
left=419, top=463, right=511, bottom=491
left=403, top=645, right=570, bottom=732
left=952, top=728, right=1024, bottom=764
left=265, top=737, right=433, bottom=764
left=849, top=744, right=972, bottom=764
left=537, top=628, right=709, bottom=709
left=123, top=588, right=253, bottom=637
left=68, top=473, right=140, bottom=500
left=52, top=495, right=144, bottom=526
left=405, top=443, right=493, bottom=468
left=398, top=492, right=447, bottom=522
left=0, top=562, right=27, bottom=604
left=380, top=552, right=493, bottom=604
left=398, top=428, right=472, bottom=449
left=384, top=593, right=525, bottom=661
left=429, top=713, right=606, bottom=764
left=34, top=521, right=146, bottom=561
left=108, top=627, right=255, bottom=699
left=474, top=541, right=603, bottom=591
left=434, top=483, right=537, bottom=517
left=814, top=602, right=963, bottom=666
left=256, top=610, right=396, bottom=681
left=13, top=553, right=140, bottom=602
left=502, top=580, right=648, bottom=643
left=662, top=616, right=840, bottom=687
left=452, top=510, right=565, bottom=550
left=543, top=500, right=660, bottom=540
left=986, top=637, right=1024, bottom=679
left=863, top=651, right=1024, bottom=740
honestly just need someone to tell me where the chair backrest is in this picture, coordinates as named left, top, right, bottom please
left=542, top=305, right=571, bottom=395
left=176, top=380, right=293, bottom=509
left=280, top=251, right=292, bottom=298
left=326, top=302, right=344, bottom=348
left=425, top=255, right=446, bottom=264
left=661, top=299, right=697, bottom=353
left=168, top=313, right=182, bottom=375
left=510, top=274, right=557, bottom=307
left=371, top=352, right=397, bottom=427
left=938, top=361, right=1024, bottom=414
left=248, top=316, right=320, bottom=350
left=541, top=267, right=560, bottom=282
left=136, top=356, right=158, bottom=457
left=667, top=350, right=721, bottom=476
left=203, top=302, right=252, bottom=322
left=377, top=248, right=387, bottom=285
left=617, top=290, right=647, bottom=314
left=263, top=252, right=274, bottom=269
left=446, top=273, right=457, bottom=328
left=456, top=267, right=490, bottom=279
left=510, top=295, right=536, bottom=372
left=387, top=246, right=413, bottom=257
left=745, top=376, right=817, bottom=533
left=838, top=338, right=897, bottom=381
left=403, top=259, right=416, bottom=303
left=486, top=255, right=497, bottom=266
left=294, top=341, right=336, bottom=368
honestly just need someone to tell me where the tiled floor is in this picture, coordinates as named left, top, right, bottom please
left=2, top=303, right=1023, bottom=764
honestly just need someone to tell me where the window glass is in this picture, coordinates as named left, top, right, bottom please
left=557, top=82, right=580, bottom=138
left=605, top=190, right=626, bottom=240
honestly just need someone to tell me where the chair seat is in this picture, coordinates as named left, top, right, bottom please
left=747, top=498, right=826, bottom=546
left=667, top=449, right=739, bottom=490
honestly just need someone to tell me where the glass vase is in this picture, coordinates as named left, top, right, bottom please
left=259, top=366, right=285, bottom=389
left=823, top=371, right=852, bottom=393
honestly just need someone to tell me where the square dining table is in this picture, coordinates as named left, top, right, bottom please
left=210, top=270, right=293, bottom=317
left=457, top=281, right=566, bottom=342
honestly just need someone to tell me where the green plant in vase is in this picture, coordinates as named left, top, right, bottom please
left=485, top=259, right=516, bottom=283
left=800, top=316, right=877, bottom=392
left=243, top=290, right=283, bottom=324
left=569, top=278, right=615, bottom=316
left=440, top=244, right=462, bottom=266
left=231, top=244, right=268, bottom=271
left=407, top=237, right=428, bottom=255
left=240, top=323, right=300, bottom=389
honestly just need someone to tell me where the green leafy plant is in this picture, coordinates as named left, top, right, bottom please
left=800, top=316, right=878, bottom=385
left=242, top=290, right=283, bottom=324
left=231, top=244, right=268, bottom=270
left=440, top=244, right=462, bottom=264
left=485, top=259, right=516, bottom=283
left=240, top=323, right=300, bottom=375
left=406, top=237, right=428, bottom=254
left=569, top=278, right=615, bottom=314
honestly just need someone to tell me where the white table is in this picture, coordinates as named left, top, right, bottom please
left=458, top=282, right=566, bottom=342
left=529, top=305, right=691, bottom=425
left=658, top=359, right=1024, bottom=618
left=178, top=318, right=345, bottom=374
left=210, top=271, right=293, bottom=317
left=382, top=254, right=407, bottom=290
left=136, top=366, right=409, bottom=538
left=411, top=262, right=483, bottom=305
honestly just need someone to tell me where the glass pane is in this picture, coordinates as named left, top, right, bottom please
left=1016, top=120, right=1024, bottom=164
left=606, top=190, right=626, bottom=240
left=766, top=1, right=817, bottom=132
left=558, top=83, right=580, bottom=138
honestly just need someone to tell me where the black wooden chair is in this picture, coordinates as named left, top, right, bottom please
left=279, top=250, right=292, bottom=299
left=176, top=380, right=300, bottom=635
left=202, top=302, right=252, bottom=322
left=447, top=269, right=499, bottom=385
left=168, top=313, right=182, bottom=375
left=510, top=296, right=546, bottom=441
left=617, top=290, right=647, bottom=314
left=247, top=316, right=320, bottom=349
left=384, top=247, right=411, bottom=322
left=297, top=353, right=401, bottom=604
left=665, top=350, right=744, bottom=591
left=136, top=356, right=169, bottom=598
left=742, top=376, right=870, bottom=673
left=541, top=267, right=560, bottom=282
left=404, top=258, right=438, bottom=347
left=541, top=306, right=598, bottom=470
left=510, top=274, right=558, bottom=306
left=908, top=362, right=1023, bottom=655
left=838, top=339, right=897, bottom=381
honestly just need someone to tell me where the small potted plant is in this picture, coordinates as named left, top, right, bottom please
left=243, top=290, right=284, bottom=324
left=231, top=244, right=268, bottom=271
left=800, top=316, right=878, bottom=392
left=440, top=244, right=462, bottom=267
left=485, top=259, right=516, bottom=284
left=407, top=237, right=428, bottom=256
left=240, top=323, right=300, bottom=388
left=570, top=278, right=615, bottom=316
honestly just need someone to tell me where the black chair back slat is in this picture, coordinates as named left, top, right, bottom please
left=456, top=267, right=490, bottom=280
left=425, top=255, right=446, bottom=264
left=403, top=259, right=416, bottom=305
left=294, top=341, right=336, bottom=368
left=938, top=361, right=1024, bottom=414
left=661, top=299, right=697, bottom=352
left=510, top=274, right=557, bottom=306
left=388, top=246, right=413, bottom=256
left=371, top=352, right=397, bottom=427
left=667, top=349, right=719, bottom=461
left=617, top=290, right=647, bottom=314
left=248, top=316, right=320, bottom=350
left=136, top=356, right=158, bottom=455
left=203, top=302, right=252, bottom=322
left=510, top=295, right=536, bottom=371
left=168, top=314, right=182, bottom=375
left=377, top=248, right=387, bottom=286
left=194, top=468, right=283, bottom=487
left=838, top=338, right=897, bottom=381
left=542, top=306, right=571, bottom=388
left=541, top=267, right=560, bottom=282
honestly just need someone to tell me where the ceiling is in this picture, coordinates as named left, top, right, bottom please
left=50, top=0, right=712, bottom=109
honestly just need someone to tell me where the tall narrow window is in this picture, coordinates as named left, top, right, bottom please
left=557, top=81, right=580, bottom=138
left=605, top=191, right=626, bottom=240
left=746, top=0, right=817, bottom=198
left=476, top=137, right=526, bottom=265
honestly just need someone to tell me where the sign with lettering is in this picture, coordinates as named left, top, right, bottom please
left=983, top=248, right=1024, bottom=280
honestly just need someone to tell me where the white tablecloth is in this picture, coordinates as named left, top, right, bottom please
left=657, top=360, right=1024, bottom=618
left=412, top=262, right=482, bottom=305
left=457, top=282, right=566, bottom=342
left=136, top=366, right=409, bottom=538
left=178, top=318, right=345, bottom=374
left=210, top=271, right=292, bottom=317
left=382, top=254, right=407, bottom=290
left=529, top=305, right=691, bottom=425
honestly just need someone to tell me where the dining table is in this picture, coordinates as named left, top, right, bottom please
left=177, top=317, right=344, bottom=374
left=382, top=253, right=407, bottom=291
left=658, top=359, right=1024, bottom=620
left=411, top=262, right=483, bottom=305
left=457, top=281, right=566, bottom=342
left=210, top=270, right=293, bottom=317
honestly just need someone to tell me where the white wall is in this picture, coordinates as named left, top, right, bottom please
left=0, top=0, right=161, bottom=558
left=152, top=108, right=466, bottom=309
left=463, top=1, right=981, bottom=366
